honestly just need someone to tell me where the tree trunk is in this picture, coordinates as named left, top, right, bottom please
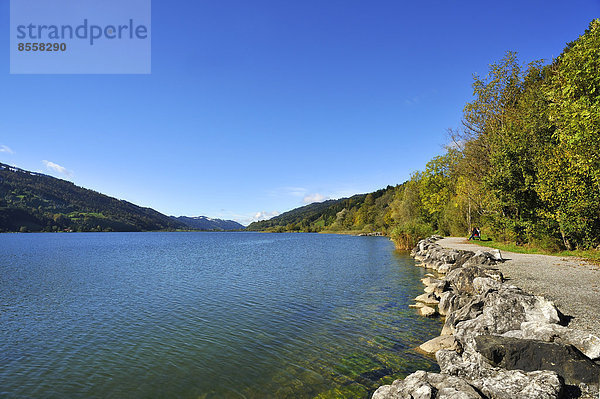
left=467, top=199, right=472, bottom=234
left=560, top=227, right=573, bottom=251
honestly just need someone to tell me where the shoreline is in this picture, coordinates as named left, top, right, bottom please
left=374, top=236, right=600, bottom=399
left=436, top=237, right=600, bottom=336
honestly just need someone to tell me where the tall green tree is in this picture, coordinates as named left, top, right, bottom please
left=419, top=149, right=460, bottom=233
left=537, top=19, right=600, bottom=249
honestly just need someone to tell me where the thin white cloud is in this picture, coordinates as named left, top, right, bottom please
left=42, top=160, right=73, bottom=177
left=253, top=210, right=280, bottom=222
left=303, top=193, right=329, bottom=204
left=0, top=145, right=14, bottom=154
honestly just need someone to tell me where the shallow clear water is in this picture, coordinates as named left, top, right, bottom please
left=0, top=232, right=442, bottom=398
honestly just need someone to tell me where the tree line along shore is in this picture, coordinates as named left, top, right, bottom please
left=250, top=20, right=600, bottom=254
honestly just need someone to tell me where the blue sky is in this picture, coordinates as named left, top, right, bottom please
left=1, top=0, right=598, bottom=225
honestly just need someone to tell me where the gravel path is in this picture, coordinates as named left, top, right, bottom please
left=437, top=237, right=600, bottom=336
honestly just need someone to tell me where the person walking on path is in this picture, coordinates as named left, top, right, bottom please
left=468, top=227, right=481, bottom=240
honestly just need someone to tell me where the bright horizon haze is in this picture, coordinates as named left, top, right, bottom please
left=1, top=1, right=598, bottom=225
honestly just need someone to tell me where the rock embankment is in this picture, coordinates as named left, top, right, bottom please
left=373, top=236, right=600, bottom=399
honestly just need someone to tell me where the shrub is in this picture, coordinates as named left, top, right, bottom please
left=390, top=222, right=434, bottom=250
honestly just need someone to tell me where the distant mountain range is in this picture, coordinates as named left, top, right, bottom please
left=0, top=162, right=243, bottom=233
left=171, top=216, right=244, bottom=231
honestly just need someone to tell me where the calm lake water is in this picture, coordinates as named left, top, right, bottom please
left=0, top=232, right=442, bottom=398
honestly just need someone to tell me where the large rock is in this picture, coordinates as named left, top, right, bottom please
left=372, top=370, right=484, bottom=399
left=490, top=249, right=503, bottom=261
left=415, top=292, right=440, bottom=305
left=474, top=369, right=563, bottom=399
left=503, top=321, right=600, bottom=361
left=443, top=296, right=485, bottom=336
left=445, top=266, right=503, bottom=295
left=463, top=250, right=500, bottom=267
left=472, top=277, right=502, bottom=295
left=437, top=263, right=454, bottom=274
left=419, top=305, right=438, bottom=317
left=436, top=349, right=564, bottom=399
left=474, top=335, right=600, bottom=386
left=422, top=277, right=442, bottom=286
left=424, top=284, right=437, bottom=294
left=454, top=287, right=560, bottom=349
left=412, top=241, right=477, bottom=274
left=452, top=250, right=478, bottom=268
left=424, top=280, right=450, bottom=295
left=419, top=335, right=462, bottom=355
left=438, top=291, right=460, bottom=316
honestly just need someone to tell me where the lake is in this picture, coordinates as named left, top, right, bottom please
left=0, top=232, right=442, bottom=398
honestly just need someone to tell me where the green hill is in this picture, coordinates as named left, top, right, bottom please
left=0, top=163, right=186, bottom=232
left=246, top=185, right=399, bottom=233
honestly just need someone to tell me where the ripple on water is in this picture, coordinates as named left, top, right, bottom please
left=0, top=232, right=442, bottom=398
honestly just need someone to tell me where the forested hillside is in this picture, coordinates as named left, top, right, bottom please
left=251, top=20, right=600, bottom=251
left=0, top=163, right=186, bottom=232
left=246, top=186, right=397, bottom=232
